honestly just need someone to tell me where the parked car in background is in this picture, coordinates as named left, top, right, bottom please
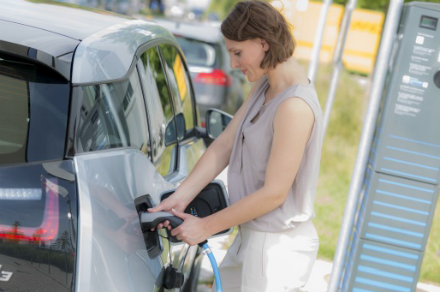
left=0, top=1, right=232, bottom=291
left=153, top=18, right=249, bottom=126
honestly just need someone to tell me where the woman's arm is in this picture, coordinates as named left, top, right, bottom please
left=148, top=78, right=263, bottom=215
left=170, top=97, right=315, bottom=245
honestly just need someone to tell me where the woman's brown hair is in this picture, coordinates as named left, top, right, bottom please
left=221, top=1, right=295, bottom=69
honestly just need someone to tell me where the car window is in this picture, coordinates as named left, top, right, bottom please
left=139, top=47, right=178, bottom=176
left=75, top=70, right=150, bottom=156
left=0, top=52, right=69, bottom=165
left=175, top=37, right=219, bottom=68
left=159, top=44, right=195, bottom=140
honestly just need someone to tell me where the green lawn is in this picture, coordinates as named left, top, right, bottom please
left=312, top=63, right=440, bottom=284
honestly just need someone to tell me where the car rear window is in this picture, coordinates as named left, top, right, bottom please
left=175, top=37, right=219, bottom=68
left=0, top=52, right=70, bottom=165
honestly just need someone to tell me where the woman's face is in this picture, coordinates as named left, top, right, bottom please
left=224, top=37, right=269, bottom=82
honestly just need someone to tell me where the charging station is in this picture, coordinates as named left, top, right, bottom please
left=338, top=2, right=440, bottom=292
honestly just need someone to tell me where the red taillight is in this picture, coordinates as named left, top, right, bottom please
left=0, top=177, right=59, bottom=242
left=194, top=69, right=231, bottom=86
left=201, top=121, right=206, bottom=128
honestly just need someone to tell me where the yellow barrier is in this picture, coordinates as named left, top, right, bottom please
left=272, top=0, right=384, bottom=75
left=343, top=8, right=384, bottom=74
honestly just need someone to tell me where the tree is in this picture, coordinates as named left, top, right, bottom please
left=58, top=230, right=70, bottom=250
left=10, top=221, right=22, bottom=244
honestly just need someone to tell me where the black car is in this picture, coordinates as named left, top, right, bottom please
left=0, top=1, right=232, bottom=291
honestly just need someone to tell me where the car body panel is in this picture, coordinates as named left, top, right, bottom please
left=192, top=82, right=226, bottom=107
left=74, top=149, right=173, bottom=292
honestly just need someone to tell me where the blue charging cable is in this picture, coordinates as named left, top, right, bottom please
left=200, top=242, right=222, bottom=292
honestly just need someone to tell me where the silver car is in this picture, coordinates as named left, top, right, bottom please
left=0, top=1, right=232, bottom=291
left=153, top=19, right=249, bottom=126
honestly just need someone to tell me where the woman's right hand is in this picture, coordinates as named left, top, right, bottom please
left=147, top=192, right=190, bottom=231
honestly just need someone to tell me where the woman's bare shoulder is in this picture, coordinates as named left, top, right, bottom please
left=275, top=97, right=314, bottom=128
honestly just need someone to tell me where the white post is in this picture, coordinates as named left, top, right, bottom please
left=307, top=0, right=333, bottom=83
left=322, top=0, right=357, bottom=137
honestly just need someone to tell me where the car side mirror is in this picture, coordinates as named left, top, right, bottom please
left=206, top=109, right=232, bottom=140
left=165, top=113, right=186, bottom=146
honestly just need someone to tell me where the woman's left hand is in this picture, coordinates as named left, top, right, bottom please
left=170, top=209, right=211, bottom=246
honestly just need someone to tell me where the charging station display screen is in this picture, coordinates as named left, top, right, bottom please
left=420, top=15, right=438, bottom=30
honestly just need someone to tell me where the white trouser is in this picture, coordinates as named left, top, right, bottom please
left=211, top=220, right=319, bottom=292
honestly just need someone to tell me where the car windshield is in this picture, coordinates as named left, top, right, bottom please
left=175, top=37, right=218, bottom=68
left=0, top=52, right=70, bottom=165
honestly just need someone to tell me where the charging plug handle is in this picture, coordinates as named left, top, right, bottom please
left=140, top=211, right=183, bottom=232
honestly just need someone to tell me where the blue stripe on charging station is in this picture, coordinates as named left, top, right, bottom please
left=365, top=234, right=422, bottom=250
left=389, top=135, right=440, bottom=149
left=378, top=179, right=433, bottom=193
left=355, top=277, right=411, bottom=292
left=376, top=189, right=431, bottom=204
left=360, top=255, right=416, bottom=271
left=371, top=212, right=427, bottom=226
left=353, top=288, right=376, bottom=292
left=380, top=168, right=437, bottom=182
left=386, top=146, right=440, bottom=160
left=368, top=222, right=424, bottom=238
left=363, top=244, right=419, bottom=260
left=383, top=157, right=439, bottom=170
left=373, top=201, right=429, bottom=215
left=358, top=265, right=413, bottom=282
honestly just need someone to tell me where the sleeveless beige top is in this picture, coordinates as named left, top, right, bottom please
left=227, top=77, right=323, bottom=232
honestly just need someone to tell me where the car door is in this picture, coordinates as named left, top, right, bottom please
left=72, top=67, right=174, bottom=292
left=158, top=43, right=208, bottom=290
left=137, top=44, right=202, bottom=292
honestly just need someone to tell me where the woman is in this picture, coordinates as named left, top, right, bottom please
left=148, top=1, right=323, bottom=291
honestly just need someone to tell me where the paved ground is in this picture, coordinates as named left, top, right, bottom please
left=196, top=235, right=440, bottom=292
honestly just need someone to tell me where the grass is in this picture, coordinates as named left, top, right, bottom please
left=311, top=62, right=440, bottom=284
left=312, top=62, right=364, bottom=261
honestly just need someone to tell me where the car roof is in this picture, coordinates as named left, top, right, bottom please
left=152, top=18, right=224, bottom=44
left=0, top=0, right=131, bottom=40
left=0, top=0, right=178, bottom=83
left=71, top=19, right=177, bottom=85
